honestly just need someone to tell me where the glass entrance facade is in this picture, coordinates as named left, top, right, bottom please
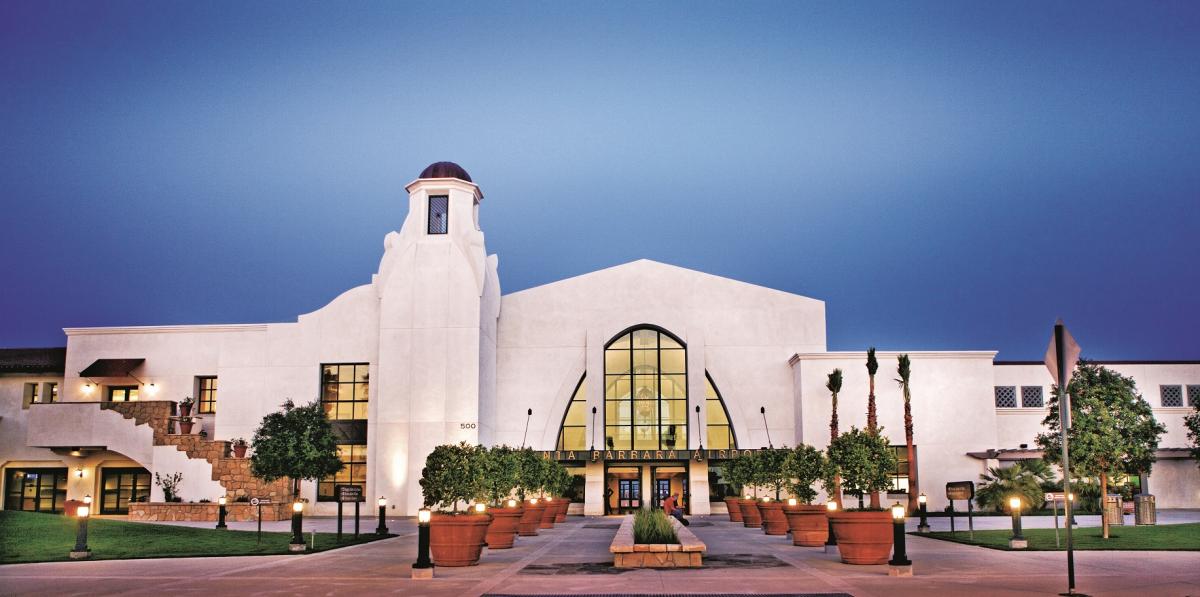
left=100, top=467, right=151, bottom=514
left=4, top=468, right=68, bottom=513
left=604, top=328, right=687, bottom=451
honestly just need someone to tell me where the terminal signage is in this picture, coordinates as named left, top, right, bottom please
left=336, top=484, right=364, bottom=503
left=541, top=448, right=758, bottom=462
left=946, top=481, right=975, bottom=501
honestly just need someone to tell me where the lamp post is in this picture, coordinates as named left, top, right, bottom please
left=289, top=500, right=305, bottom=552
left=71, top=495, right=92, bottom=559
left=916, top=492, right=930, bottom=532
left=888, top=502, right=912, bottom=576
left=824, top=501, right=838, bottom=553
left=413, top=508, right=434, bottom=579
left=1009, top=496, right=1027, bottom=549
left=376, top=497, right=389, bottom=535
left=216, top=496, right=228, bottom=529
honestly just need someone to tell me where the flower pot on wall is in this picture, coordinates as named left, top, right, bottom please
left=233, top=444, right=247, bottom=458
left=485, top=505, right=523, bottom=549
left=782, top=503, right=828, bottom=546
left=539, top=498, right=558, bottom=529
left=179, top=404, right=192, bottom=418
left=429, top=512, right=492, bottom=566
left=518, top=500, right=546, bottom=536
left=738, top=498, right=762, bottom=528
left=758, top=500, right=789, bottom=535
left=724, top=496, right=744, bottom=522
left=554, top=498, right=569, bottom=522
left=179, top=420, right=194, bottom=434
left=828, top=510, right=892, bottom=564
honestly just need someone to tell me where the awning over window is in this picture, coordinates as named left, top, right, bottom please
left=79, top=358, right=145, bottom=378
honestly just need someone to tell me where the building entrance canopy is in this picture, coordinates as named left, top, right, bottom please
left=79, top=358, right=145, bottom=378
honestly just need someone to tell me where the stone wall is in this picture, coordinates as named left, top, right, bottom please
left=102, top=400, right=174, bottom=443
left=127, top=502, right=291, bottom=522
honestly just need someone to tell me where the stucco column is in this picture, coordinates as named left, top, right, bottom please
left=584, top=460, right=604, bottom=516
left=686, top=329, right=706, bottom=453
left=688, top=458, right=711, bottom=515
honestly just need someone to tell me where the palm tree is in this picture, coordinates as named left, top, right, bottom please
left=976, top=463, right=1045, bottom=513
left=865, top=347, right=880, bottom=508
left=896, top=354, right=917, bottom=512
left=827, top=369, right=844, bottom=507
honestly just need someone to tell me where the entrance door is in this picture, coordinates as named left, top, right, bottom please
left=655, top=479, right=671, bottom=508
left=652, top=465, right=690, bottom=514
left=101, top=467, right=151, bottom=514
left=3, top=468, right=67, bottom=513
left=618, top=479, right=641, bottom=512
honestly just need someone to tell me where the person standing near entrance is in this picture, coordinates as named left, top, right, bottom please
left=604, top=485, right=614, bottom=515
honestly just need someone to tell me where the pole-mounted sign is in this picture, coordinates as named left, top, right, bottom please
left=1045, top=319, right=1081, bottom=595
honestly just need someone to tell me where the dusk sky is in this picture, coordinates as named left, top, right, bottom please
left=2, top=1, right=1197, bottom=360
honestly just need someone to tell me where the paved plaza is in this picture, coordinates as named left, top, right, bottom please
left=2, top=512, right=1199, bottom=596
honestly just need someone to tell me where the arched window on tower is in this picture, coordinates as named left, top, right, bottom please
left=556, top=375, right=588, bottom=450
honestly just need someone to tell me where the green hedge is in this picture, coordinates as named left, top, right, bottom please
left=632, top=509, right=678, bottom=544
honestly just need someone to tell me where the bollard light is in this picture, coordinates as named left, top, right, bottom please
left=787, top=498, right=797, bottom=506
left=761, top=496, right=771, bottom=502
left=530, top=498, right=539, bottom=505
left=1009, top=496, right=1025, bottom=547
left=83, top=494, right=93, bottom=505
left=290, top=500, right=305, bottom=550
left=917, top=492, right=930, bottom=532
left=825, top=501, right=838, bottom=548
left=216, top=495, right=228, bottom=529
left=413, top=508, right=434, bottom=576
left=888, top=502, right=911, bottom=570
left=475, top=502, right=487, bottom=513
left=506, top=498, right=517, bottom=508
left=71, top=501, right=91, bottom=559
left=376, top=497, right=389, bottom=535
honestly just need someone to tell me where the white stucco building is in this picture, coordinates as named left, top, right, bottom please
left=3, top=162, right=1198, bottom=519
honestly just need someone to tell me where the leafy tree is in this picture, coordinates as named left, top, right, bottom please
left=895, top=354, right=918, bottom=511
left=865, top=348, right=881, bottom=508
left=546, top=459, right=572, bottom=497
left=825, top=426, right=896, bottom=510
left=419, top=442, right=486, bottom=512
left=784, top=444, right=832, bottom=504
left=1186, top=400, right=1200, bottom=470
left=754, top=448, right=791, bottom=499
left=250, top=399, right=343, bottom=498
left=723, top=452, right=754, bottom=498
left=481, top=445, right=520, bottom=506
left=975, top=461, right=1052, bottom=513
left=1036, top=361, right=1165, bottom=538
left=514, top=448, right=547, bottom=500
left=826, top=369, right=844, bottom=506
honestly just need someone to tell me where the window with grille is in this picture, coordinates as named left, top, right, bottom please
left=428, top=195, right=449, bottom=234
left=1188, top=385, right=1200, bottom=407
left=317, top=444, right=366, bottom=501
left=321, top=364, right=369, bottom=420
left=197, top=376, right=217, bottom=413
left=994, top=386, right=1017, bottom=408
left=603, top=327, right=687, bottom=451
left=888, top=446, right=913, bottom=493
left=1160, top=385, right=1183, bottom=407
left=1021, top=386, right=1044, bottom=408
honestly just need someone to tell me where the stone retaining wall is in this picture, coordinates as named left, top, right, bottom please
left=127, top=502, right=291, bottom=522
left=610, top=514, right=705, bottom=568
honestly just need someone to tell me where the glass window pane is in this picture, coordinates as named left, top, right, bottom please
left=632, top=349, right=656, bottom=370
left=562, top=427, right=587, bottom=450
left=660, top=400, right=687, bottom=425
left=353, top=402, right=368, bottom=420
left=633, top=329, right=658, bottom=349
left=606, top=426, right=630, bottom=450
left=661, top=374, right=686, bottom=399
left=633, top=426, right=658, bottom=450
left=660, top=423, right=684, bottom=449
left=605, top=376, right=630, bottom=400
left=338, top=365, right=355, bottom=382
left=609, top=333, right=631, bottom=350
left=660, top=349, right=685, bottom=374
left=632, top=375, right=656, bottom=399
left=659, top=334, right=682, bottom=350
left=564, top=401, right=587, bottom=426
left=707, top=426, right=731, bottom=449
left=706, top=400, right=729, bottom=425
left=605, top=349, right=631, bottom=375
left=354, top=382, right=369, bottom=401
left=633, top=400, right=657, bottom=425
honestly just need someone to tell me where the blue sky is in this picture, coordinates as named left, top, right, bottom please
left=1, top=1, right=1197, bottom=359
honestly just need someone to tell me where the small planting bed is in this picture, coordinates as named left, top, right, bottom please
left=610, top=511, right=705, bottom=568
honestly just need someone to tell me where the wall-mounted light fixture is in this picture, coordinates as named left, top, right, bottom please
left=145, top=383, right=159, bottom=396
left=75, top=468, right=84, bottom=478
left=82, top=383, right=94, bottom=395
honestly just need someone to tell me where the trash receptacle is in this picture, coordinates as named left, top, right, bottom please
left=1134, top=494, right=1156, bottom=526
left=1103, top=494, right=1124, bottom=526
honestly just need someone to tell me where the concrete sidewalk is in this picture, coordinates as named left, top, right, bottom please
left=2, top=515, right=1197, bottom=596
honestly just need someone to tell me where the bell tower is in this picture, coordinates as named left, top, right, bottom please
left=371, top=162, right=500, bottom=514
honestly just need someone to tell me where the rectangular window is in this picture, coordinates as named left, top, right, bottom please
left=108, top=386, right=139, bottom=402
left=427, top=195, right=449, bottom=234
left=994, top=386, right=1017, bottom=408
left=1160, top=385, right=1183, bottom=407
left=1020, top=386, right=1044, bottom=408
left=1189, top=385, right=1200, bottom=408
left=22, top=383, right=38, bottom=409
left=100, top=467, right=152, bottom=514
left=197, top=376, right=217, bottom=414
left=47, top=382, right=58, bottom=403
left=888, top=446, right=913, bottom=494
left=4, top=468, right=68, bottom=513
left=321, top=363, right=369, bottom=420
left=318, top=444, right=366, bottom=501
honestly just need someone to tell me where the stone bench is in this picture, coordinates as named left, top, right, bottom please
left=610, top=514, right=706, bottom=568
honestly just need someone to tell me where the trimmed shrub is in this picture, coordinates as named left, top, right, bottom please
left=632, top=509, right=678, bottom=544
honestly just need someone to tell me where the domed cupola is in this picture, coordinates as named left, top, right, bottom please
left=418, top=161, right=472, bottom=183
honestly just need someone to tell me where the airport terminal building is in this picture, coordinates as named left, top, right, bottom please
left=2, top=162, right=1198, bottom=519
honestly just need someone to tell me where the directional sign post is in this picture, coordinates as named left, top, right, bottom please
left=1046, top=320, right=1081, bottom=595
left=250, top=497, right=271, bottom=543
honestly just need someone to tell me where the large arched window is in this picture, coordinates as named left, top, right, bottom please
left=604, top=327, right=687, bottom=450
left=704, top=372, right=737, bottom=449
left=556, top=375, right=588, bottom=450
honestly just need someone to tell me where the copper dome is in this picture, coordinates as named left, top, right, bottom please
left=418, top=161, right=472, bottom=183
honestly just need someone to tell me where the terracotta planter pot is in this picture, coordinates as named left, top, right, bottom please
left=539, top=498, right=559, bottom=529
left=484, top=505, right=523, bottom=549
left=232, top=444, right=247, bottom=458
left=518, top=500, right=546, bottom=536
left=554, top=498, right=569, bottom=522
left=179, top=404, right=192, bottom=417
left=828, top=510, right=893, bottom=564
left=738, top=498, right=763, bottom=528
left=179, top=420, right=194, bottom=434
left=429, top=512, right=492, bottom=567
left=758, top=500, right=789, bottom=535
left=724, top=496, right=743, bottom=522
left=782, top=503, right=828, bottom=546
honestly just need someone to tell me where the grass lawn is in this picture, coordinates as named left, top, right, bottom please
left=919, top=522, right=1200, bottom=551
left=0, top=511, right=394, bottom=564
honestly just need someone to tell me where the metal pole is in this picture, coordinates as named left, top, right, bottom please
left=257, top=503, right=262, bottom=543
left=354, top=501, right=360, bottom=538
left=73, top=516, right=89, bottom=553
left=760, top=407, right=772, bottom=448
left=1056, top=322, right=1076, bottom=594
left=968, top=499, right=974, bottom=540
left=337, top=501, right=343, bottom=541
left=1054, top=500, right=1060, bottom=548
left=521, top=408, right=532, bottom=448
left=949, top=500, right=955, bottom=534
left=591, top=406, right=597, bottom=451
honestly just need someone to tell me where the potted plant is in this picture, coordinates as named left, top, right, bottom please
left=754, top=448, right=791, bottom=535
left=155, top=471, right=183, bottom=502
left=179, top=396, right=194, bottom=417
left=717, top=463, right=744, bottom=522
left=537, top=457, right=561, bottom=529
left=178, top=417, right=195, bottom=435
left=419, top=442, right=492, bottom=567
left=727, top=452, right=763, bottom=528
left=782, top=444, right=833, bottom=546
left=481, top=445, right=523, bottom=550
left=514, top=448, right=548, bottom=536
left=824, top=427, right=898, bottom=564
left=232, top=437, right=249, bottom=458
left=549, top=463, right=573, bottom=522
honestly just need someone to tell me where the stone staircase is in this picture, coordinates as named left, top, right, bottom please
left=103, top=401, right=291, bottom=502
